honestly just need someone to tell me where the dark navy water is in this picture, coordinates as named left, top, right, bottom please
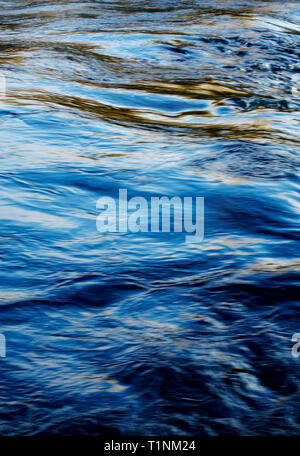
left=0, top=0, right=299, bottom=435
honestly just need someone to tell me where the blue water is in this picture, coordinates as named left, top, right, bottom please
left=0, top=0, right=299, bottom=435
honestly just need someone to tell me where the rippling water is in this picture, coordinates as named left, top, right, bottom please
left=0, top=0, right=299, bottom=436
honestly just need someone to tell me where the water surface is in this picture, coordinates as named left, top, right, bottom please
left=0, top=0, right=299, bottom=435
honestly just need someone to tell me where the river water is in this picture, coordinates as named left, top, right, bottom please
left=0, top=0, right=299, bottom=435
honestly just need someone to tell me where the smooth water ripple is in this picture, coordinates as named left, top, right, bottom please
left=0, top=0, right=299, bottom=435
